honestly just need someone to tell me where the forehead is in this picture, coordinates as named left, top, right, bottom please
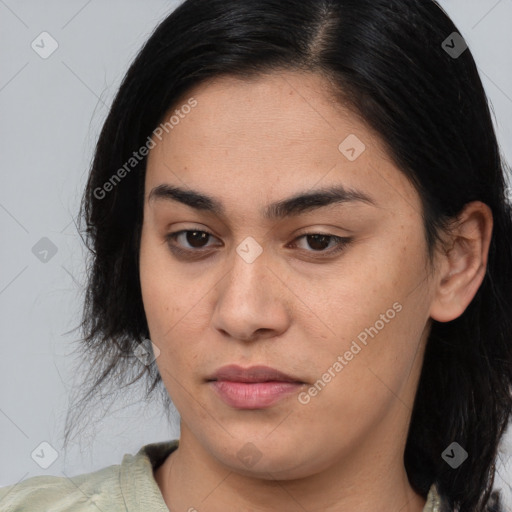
left=161, top=71, right=371, bottom=150
left=145, top=71, right=420, bottom=217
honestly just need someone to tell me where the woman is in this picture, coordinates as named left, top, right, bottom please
left=1, top=0, right=511, bottom=510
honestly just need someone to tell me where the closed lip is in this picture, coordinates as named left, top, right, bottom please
left=207, top=364, right=305, bottom=383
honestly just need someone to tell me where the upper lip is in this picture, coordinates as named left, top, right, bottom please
left=207, top=365, right=303, bottom=383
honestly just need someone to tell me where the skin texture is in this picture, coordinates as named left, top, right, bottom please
left=140, top=71, right=493, bottom=512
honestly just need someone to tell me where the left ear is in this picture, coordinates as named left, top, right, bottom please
left=429, top=201, right=493, bottom=323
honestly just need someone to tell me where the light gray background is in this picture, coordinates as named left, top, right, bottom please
left=1, top=0, right=511, bottom=503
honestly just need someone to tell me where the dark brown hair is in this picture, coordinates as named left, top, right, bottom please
left=65, top=1, right=512, bottom=510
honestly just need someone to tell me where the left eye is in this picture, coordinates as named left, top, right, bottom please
left=165, top=230, right=351, bottom=257
left=290, top=233, right=350, bottom=253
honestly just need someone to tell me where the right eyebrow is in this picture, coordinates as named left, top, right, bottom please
left=148, top=183, right=378, bottom=220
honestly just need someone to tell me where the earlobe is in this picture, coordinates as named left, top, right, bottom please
left=429, top=201, right=493, bottom=323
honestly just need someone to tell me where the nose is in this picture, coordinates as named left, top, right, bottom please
left=211, top=244, right=291, bottom=342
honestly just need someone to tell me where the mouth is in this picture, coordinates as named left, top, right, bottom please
left=206, top=364, right=305, bottom=384
left=206, top=365, right=306, bottom=409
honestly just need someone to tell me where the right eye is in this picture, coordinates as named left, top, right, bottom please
left=165, top=229, right=220, bottom=257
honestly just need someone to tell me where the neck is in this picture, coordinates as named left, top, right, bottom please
left=155, top=426, right=426, bottom=512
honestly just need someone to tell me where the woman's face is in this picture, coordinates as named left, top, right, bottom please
left=140, top=71, right=439, bottom=479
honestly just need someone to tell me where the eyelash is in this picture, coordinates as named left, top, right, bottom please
left=164, top=229, right=352, bottom=259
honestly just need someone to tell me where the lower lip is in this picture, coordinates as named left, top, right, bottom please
left=209, top=381, right=303, bottom=409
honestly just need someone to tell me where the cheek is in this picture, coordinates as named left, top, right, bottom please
left=314, top=235, right=418, bottom=330
left=139, top=228, right=209, bottom=375
left=139, top=228, right=181, bottom=341
left=309, top=229, right=430, bottom=377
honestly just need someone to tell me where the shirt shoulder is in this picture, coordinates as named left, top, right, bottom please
left=423, top=483, right=452, bottom=512
left=0, top=463, right=122, bottom=512
left=0, top=439, right=179, bottom=512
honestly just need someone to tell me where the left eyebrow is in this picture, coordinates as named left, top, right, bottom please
left=148, top=183, right=378, bottom=220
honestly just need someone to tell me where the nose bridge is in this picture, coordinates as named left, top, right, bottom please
left=212, top=238, right=289, bottom=340
left=223, top=239, right=269, bottom=304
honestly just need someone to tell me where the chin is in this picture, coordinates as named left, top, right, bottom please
left=209, top=437, right=317, bottom=480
